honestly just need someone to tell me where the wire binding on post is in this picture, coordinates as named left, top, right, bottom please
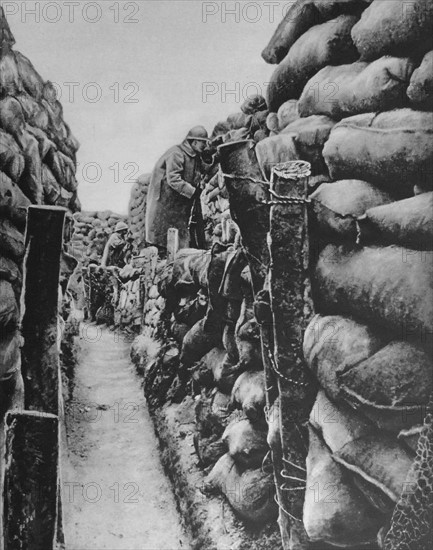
left=274, top=494, right=302, bottom=522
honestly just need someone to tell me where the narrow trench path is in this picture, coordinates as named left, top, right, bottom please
left=62, top=324, right=190, bottom=550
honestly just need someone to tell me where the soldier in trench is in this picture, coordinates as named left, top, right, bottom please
left=145, top=125, right=210, bottom=253
left=100, top=221, right=129, bottom=268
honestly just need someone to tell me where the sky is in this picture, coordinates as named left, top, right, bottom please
left=5, top=0, right=281, bottom=213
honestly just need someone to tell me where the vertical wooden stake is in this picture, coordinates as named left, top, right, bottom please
left=3, top=411, right=59, bottom=550
left=268, top=161, right=316, bottom=549
left=167, top=228, right=179, bottom=263
left=20, top=206, right=66, bottom=416
left=218, top=140, right=269, bottom=293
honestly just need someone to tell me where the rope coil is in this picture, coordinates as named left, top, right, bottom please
left=219, top=171, right=311, bottom=207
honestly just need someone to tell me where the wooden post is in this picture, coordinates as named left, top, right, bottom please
left=218, top=140, right=269, bottom=293
left=20, top=206, right=66, bottom=416
left=2, top=411, right=59, bottom=550
left=268, top=161, right=316, bottom=549
left=167, top=228, right=179, bottom=263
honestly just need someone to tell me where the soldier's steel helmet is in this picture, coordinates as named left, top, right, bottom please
left=114, top=221, right=128, bottom=232
left=186, top=126, right=209, bottom=142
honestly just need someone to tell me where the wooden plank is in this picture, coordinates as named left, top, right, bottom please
left=20, top=206, right=66, bottom=415
left=2, top=411, right=59, bottom=550
left=167, top=228, right=179, bottom=263
left=268, top=161, right=316, bottom=549
left=218, top=140, right=270, bottom=293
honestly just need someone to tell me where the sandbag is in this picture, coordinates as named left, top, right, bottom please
left=304, top=426, right=383, bottom=548
left=204, top=453, right=277, bottom=523
left=47, top=150, right=77, bottom=193
left=303, top=314, right=385, bottom=400
left=64, top=124, right=80, bottom=158
left=351, top=0, right=433, bottom=60
left=222, top=418, right=268, bottom=469
left=267, top=15, right=359, bottom=112
left=358, top=192, right=433, bottom=249
left=0, top=5, right=15, bottom=53
left=0, top=130, right=25, bottom=183
left=255, top=134, right=298, bottom=180
left=211, top=391, right=232, bottom=423
left=282, top=115, right=335, bottom=174
left=314, top=245, right=433, bottom=351
left=230, top=371, right=266, bottom=422
left=340, top=341, right=432, bottom=432
left=309, top=390, right=374, bottom=452
left=14, top=51, right=44, bottom=100
left=18, top=93, right=50, bottom=132
left=333, top=434, right=414, bottom=512
left=165, top=248, right=211, bottom=295
left=27, top=125, right=56, bottom=161
left=236, top=318, right=263, bottom=372
left=323, top=109, right=433, bottom=195
left=16, top=129, right=43, bottom=203
left=0, top=52, right=22, bottom=96
left=0, top=171, right=30, bottom=226
left=313, top=0, right=369, bottom=19
left=0, top=330, right=21, bottom=378
left=250, top=110, right=269, bottom=134
left=261, top=0, right=323, bottom=64
left=41, top=164, right=62, bottom=205
left=309, top=179, right=392, bottom=241
left=299, top=56, right=414, bottom=119
left=0, top=219, right=25, bottom=262
left=190, top=350, right=226, bottom=387
left=0, top=96, right=26, bottom=137
left=266, top=112, right=279, bottom=133
left=212, top=353, right=245, bottom=394
left=277, top=99, right=299, bottom=131
left=211, top=120, right=231, bottom=139
left=0, top=280, right=19, bottom=329
left=226, top=112, right=251, bottom=130
left=407, top=50, right=433, bottom=108
left=0, top=255, right=21, bottom=289
left=241, top=95, right=267, bottom=115
left=195, top=390, right=230, bottom=439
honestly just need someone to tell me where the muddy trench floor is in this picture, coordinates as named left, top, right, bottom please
left=62, top=324, right=190, bottom=550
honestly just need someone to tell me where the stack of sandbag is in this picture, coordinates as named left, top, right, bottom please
left=128, top=173, right=150, bottom=250
left=204, top=420, right=277, bottom=524
left=259, top=2, right=433, bottom=547
left=211, top=94, right=270, bottom=144
left=261, top=0, right=369, bottom=65
left=266, top=14, right=360, bottom=112
left=303, top=129, right=433, bottom=548
left=0, top=8, right=80, bottom=213
left=302, top=313, right=432, bottom=546
left=323, top=109, right=433, bottom=196
left=263, top=1, right=433, bottom=188
left=256, top=117, right=336, bottom=179
left=70, top=210, right=127, bottom=266
left=1, top=6, right=79, bottom=422
left=181, top=246, right=277, bottom=525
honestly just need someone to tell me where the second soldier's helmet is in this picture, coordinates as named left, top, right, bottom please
left=115, top=221, right=128, bottom=233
